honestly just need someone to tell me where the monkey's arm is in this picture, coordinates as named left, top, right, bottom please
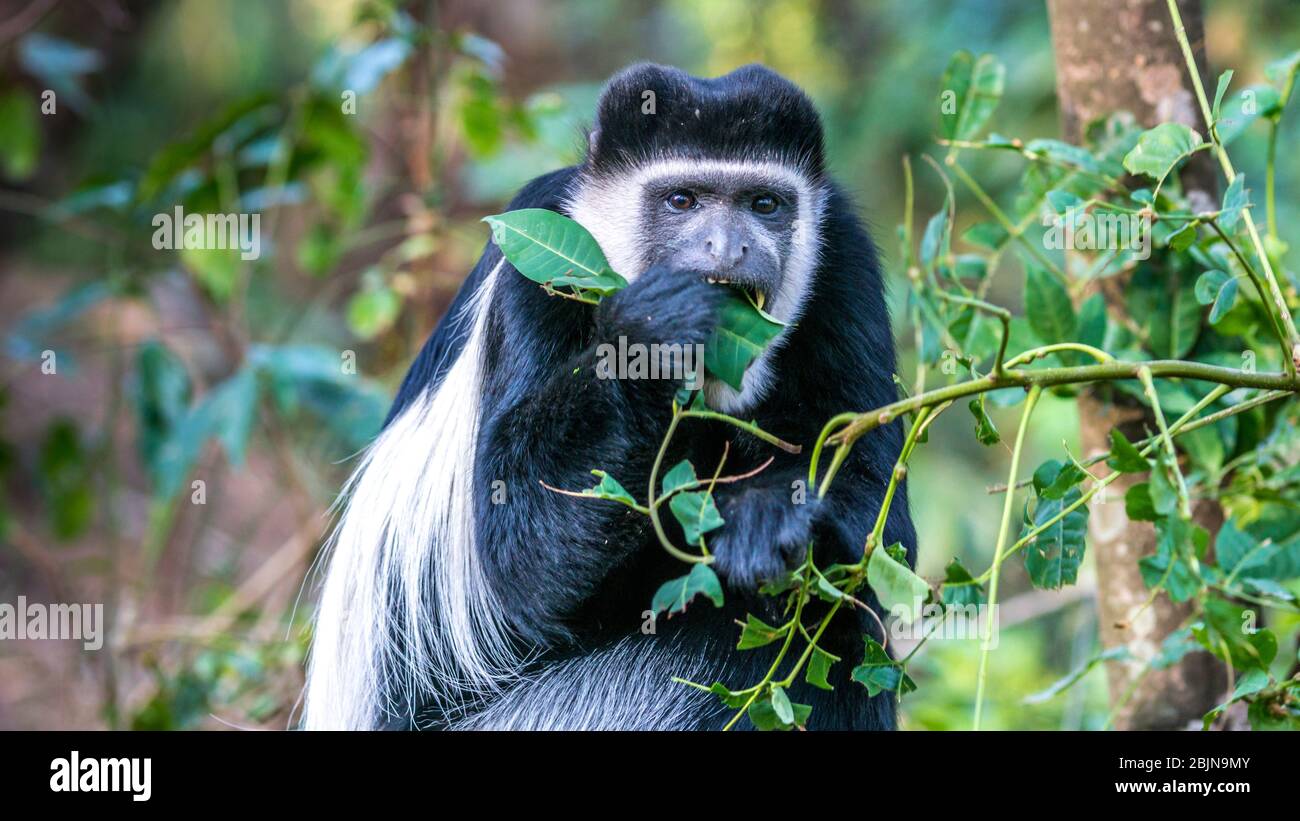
left=475, top=263, right=723, bottom=647
left=708, top=429, right=916, bottom=592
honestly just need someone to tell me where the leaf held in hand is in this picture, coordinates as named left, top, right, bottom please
left=483, top=208, right=627, bottom=296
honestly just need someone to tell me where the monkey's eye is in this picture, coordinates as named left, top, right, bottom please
left=751, top=194, right=779, bottom=215
left=666, top=190, right=697, bottom=211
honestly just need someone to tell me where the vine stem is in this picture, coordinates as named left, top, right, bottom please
left=1205, top=218, right=1293, bottom=367
left=973, top=385, right=1042, bottom=730
left=646, top=409, right=707, bottom=564
left=863, top=406, right=936, bottom=557
left=932, top=291, right=1012, bottom=376
left=989, top=387, right=1289, bottom=494
left=721, top=558, right=815, bottom=731
left=1165, top=0, right=1300, bottom=375
left=831, top=360, right=1296, bottom=446
left=1138, top=366, right=1192, bottom=520
left=964, top=384, right=1233, bottom=586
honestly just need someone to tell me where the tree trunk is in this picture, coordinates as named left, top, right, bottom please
left=1046, top=0, right=1226, bottom=729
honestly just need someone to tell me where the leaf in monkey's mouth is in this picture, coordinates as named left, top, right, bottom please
left=483, top=207, right=785, bottom=394
left=702, top=287, right=785, bottom=392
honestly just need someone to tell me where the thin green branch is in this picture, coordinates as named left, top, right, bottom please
left=1166, top=0, right=1300, bottom=375
left=831, top=360, right=1296, bottom=447
left=974, top=384, right=1042, bottom=729
left=932, top=291, right=1013, bottom=376
left=1138, top=366, right=1192, bottom=520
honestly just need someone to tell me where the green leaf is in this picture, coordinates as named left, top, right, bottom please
left=1212, top=70, right=1234, bottom=123
left=148, top=366, right=260, bottom=500
left=133, top=341, right=193, bottom=490
left=1138, top=517, right=1205, bottom=603
left=867, top=541, right=930, bottom=620
left=707, top=682, right=751, bottom=708
left=1106, top=429, right=1149, bottom=473
left=660, top=460, right=697, bottom=497
left=1075, top=293, right=1108, bottom=352
left=1045, top=188, right=1084, bottom=215
left=346, top=274, right=402, bottom=340
left=939, top=51, right=1005, bottom=141
left=850, top=637, right=916, bottom=698
left=247, top=345, right=387, bottom=451
left=1166, top=221, right=1198, bottom=252
left=1034, top=458, right=1086, bottom=501
left=747, top=691, right=812, bottom=730
left=1208, top=277, right=1238, bottom=324
left=1024, top=264, right=1076, bottom=352
left=962, top=221, right=1009, bottom=250
left=805, top=645, right=839, bottom=691
left=483, top=208, right=626, bottom=296
left=1148, top=454, right=1180, bottom=518
left=968, top=397, right=1000, bottom=446
left=581, top=470, right=638, bottom=507
left=920, top=209, right=949, bottom=272
left=39, top=419, right=95, bottom=540
left=137, top=93, right=278, bottom=202
left=1127, top=263, right=1201, bottom=359
left=1152, top=627, right=1202, bottom=669
left=1122, top=123, right=1203, bottom=182
left=702, top=290, right=784, bottom=391
left=668, top=491, right=725, bottom=545
left=1217, top=84, right=1282, bottom=144
left=736, top=613, right=787, bottom=650
left=1219, top=174, right=1249, bottom=232
left=0, top=90, right=40, bottom=180
left=770, top=686, right=794, bottom=724
left=954, top=254, right=988, bottom=281
left=1125, top=483, right=1157, bottom=522
left=650, top=563, right=724, bottom=615
left=1203, top=669, right=1271, bottom=730
left=180, top=246, right=242, bottom=302
left=1022, top=488, right=1089, bottom=589
left=1194, top=269, right=1231, bottom=305
left=1196, top=599, right=1277, bottom=672
left=1214, top=519, right=1263, bottom=578
left=940, top=558, right=986, bottom=607
left=297, top=223, right=342, bottom=276
left=17, top=34, right=102, bottom=113
left=312, top=37, right=414, bottom=95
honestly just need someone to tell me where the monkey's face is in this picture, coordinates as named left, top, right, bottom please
left=638, top=167, right=798, bottom=303
left=564, top=63, right=832, bottom=410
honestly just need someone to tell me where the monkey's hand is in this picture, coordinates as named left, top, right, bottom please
left=708, top=487, right=820, bottom=592
left=596, top=262, right=727, bottom=351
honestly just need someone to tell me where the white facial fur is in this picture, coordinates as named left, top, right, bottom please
left=564, top=158, right=828, bottom=413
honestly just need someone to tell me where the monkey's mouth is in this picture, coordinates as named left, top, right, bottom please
left=702, top=276, right=768, bottom=309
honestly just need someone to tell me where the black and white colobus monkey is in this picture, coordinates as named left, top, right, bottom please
left=303, top=63, right=916, bottom=730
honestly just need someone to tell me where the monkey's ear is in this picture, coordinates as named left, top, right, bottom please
left=587, top=127, right=600, bottom=159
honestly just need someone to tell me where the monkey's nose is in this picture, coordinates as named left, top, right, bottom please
left=704, top=230, right=749, bottom=268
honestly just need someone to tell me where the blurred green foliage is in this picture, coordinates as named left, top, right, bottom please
left=2, top=0, right=1299, bottom=730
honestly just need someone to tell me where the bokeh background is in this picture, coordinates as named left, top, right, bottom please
left=1, top=0, right=1297, bottom=729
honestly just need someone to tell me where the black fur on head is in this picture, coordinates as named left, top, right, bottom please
left=585, top=63, right=826, bottom=179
